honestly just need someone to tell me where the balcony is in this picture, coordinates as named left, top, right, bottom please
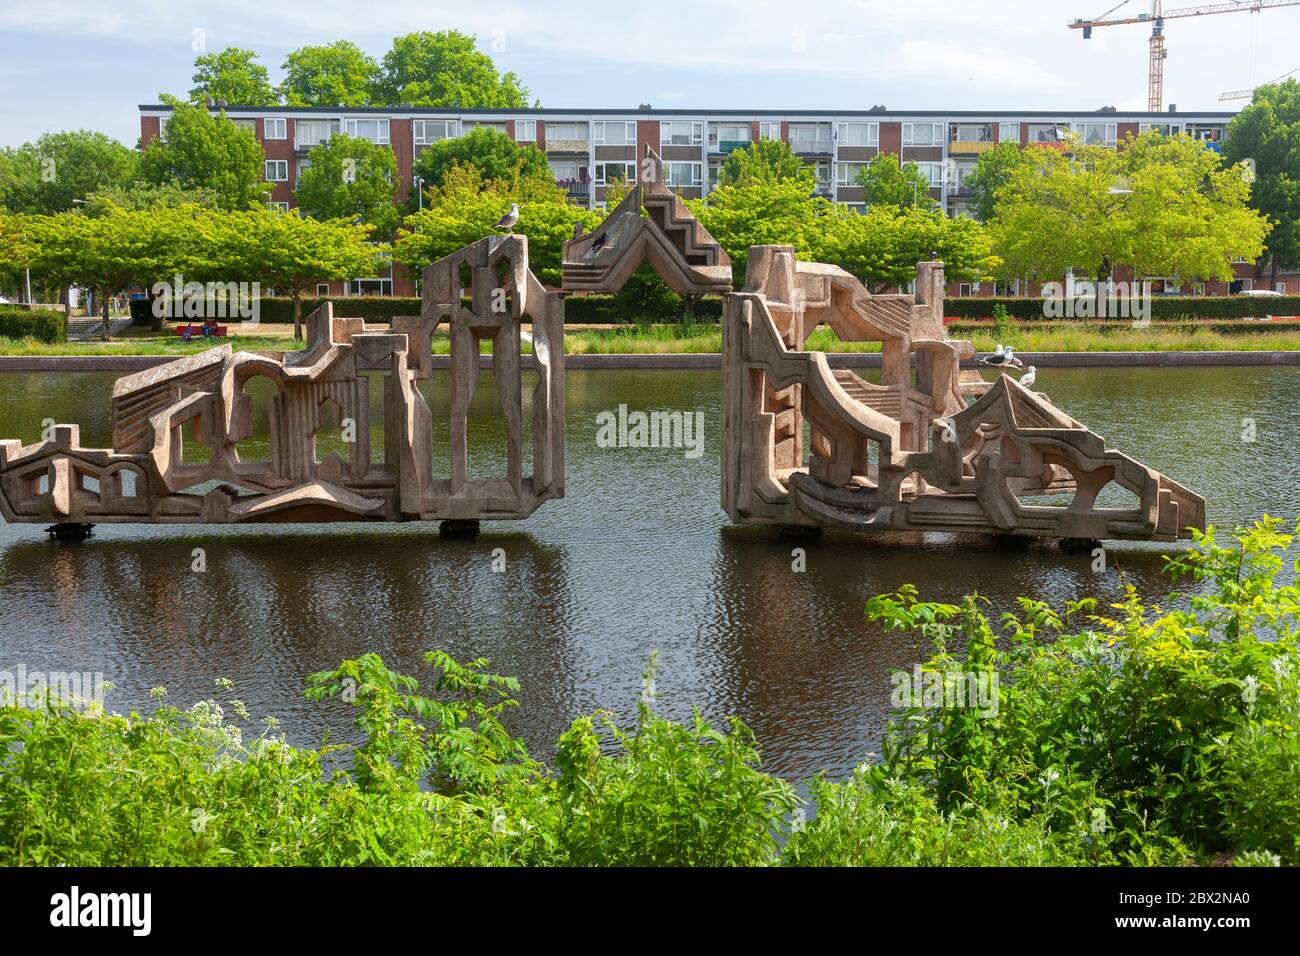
left=948, top=140, right=995, bottom=155
left=791, top=139, right=833, bottom=155
left=547, top=138, right=589, bottom=154
left=558, top=178, right=590, bottom=201
left=709, top=139, right=752, bottom=154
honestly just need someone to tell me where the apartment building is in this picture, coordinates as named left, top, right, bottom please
left=141, top=104, right=1286, bottom=298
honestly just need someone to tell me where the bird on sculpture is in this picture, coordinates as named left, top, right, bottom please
left=980, top=344, right=1024, bottom=369
left=494, top=203, right=520, bottom=234
left=1019, top=365, right=1037, bottom=388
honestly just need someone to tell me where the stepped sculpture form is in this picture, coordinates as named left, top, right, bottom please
left=0, top=234, right=564, bottom=529
left=562, top=145, right=732, bottom=295
left=722, top=245, right=1205, bottom=541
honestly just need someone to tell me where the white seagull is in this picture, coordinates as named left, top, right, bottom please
left=494, top=203, right=520, bottom=234
left=1019, top=365, right=1037, bottom=388
left=980, top=344, right=1024, bottom=369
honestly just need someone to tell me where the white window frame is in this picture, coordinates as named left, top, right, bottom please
left=594, top=161, right=635, bottom=185
left=835, top=161, right=865, bottom=186
left=345, top=117, right=390, bottom=144
left=594, top=121, right=636, bottom=146
left=998, top=122, right=1019, bottom=142
left=1072, top=122, right=1117, bottom=148
left=267, top=201, right=289, bottom=213
left=663, top=161, right=702, bottom=187
left=316, top=283, right=330, bottom=296
left=412, top=119, right=458, bottom=145
left=514, top=119, right=537, bottom=142
left=546, top=122, right=589, bottom=143
left=295, top=119, right=337, bottom=149
left=914, top=162, right=943, bottom=187
left=1139, top=122, right=1183, bottom=136
left=902, top=122, right=944, bottom=147
left=1192, top=282, right=1206, bottom=295
left=660, top=121, right=703, bottom=146
left=264, top=117, right=287, bottom=140
left=1277, top=282, right=1288, bottom=294
left=836, top=122, right=879, bottom=147
left=231, top=117, right=257, bottom=135
left=264, top=160, right=288, bottom=182
left=348, top=278, right=394, bottom=297
left=709, top=122, right=751, bottom=147
left=759, top=121, right=781, bottom=141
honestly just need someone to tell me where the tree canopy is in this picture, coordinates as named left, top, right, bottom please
left=962, top=141, right=1034, bottom=222
left=717, top=139, right=812, bottom=188
left=188, top=47, right=277, bottom=106
left=989, top=134, right=1270, bottom=283
left=855, top=154, right=939, bottom=212
left=137, top=100, right=269, bottom=210
left=0, top=131, right=137, bottom=215
left=280, top=41, right=379, bottom=107
left=410, top=126, right=553, bottom=197
left=1224, top=78, right=1300, bottom=286
left=294, top=134, right=401, bottom=238
left=372, top=31, right=531, bottom=108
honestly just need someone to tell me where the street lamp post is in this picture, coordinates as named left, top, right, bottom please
left=415, top=175, right=424, bottom=212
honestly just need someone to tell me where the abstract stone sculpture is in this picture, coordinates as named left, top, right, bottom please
left=0, top=234, right=564, bottom=529
left=722, top=245, right=1205, bottom=541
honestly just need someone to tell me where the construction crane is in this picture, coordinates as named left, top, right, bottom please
left=1220, top=64, right=1300, bottom=99
left=1069, top=1, right=1300, bottom=112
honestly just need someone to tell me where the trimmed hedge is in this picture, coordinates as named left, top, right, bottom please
left=946, top=296, right=1300, bottom=321
left=0, top=307, right=67, bottom=344
left=947, top=319, right=1300, bottom=335
left=244, top=295, right=725, bottom=326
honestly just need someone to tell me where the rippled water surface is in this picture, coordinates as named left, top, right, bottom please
left=1, top=366, right=1297, bottom=780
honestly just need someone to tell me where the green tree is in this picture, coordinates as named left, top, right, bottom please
left=990, top=135, right=1270, bottom=290
left=188, top=47, right=277, bottom=106
left=411, top=126, right=553, bottom=198
left=0, top=131, right=137, bottom=215
left=963, top=141, right=1035, bottom=222
left=718, top=139, right=812, bottom=188
left=1224, top=78, right=1300, bottom=290
left=814, top=205, right=998, bottom=293
left=393, top=165, right=599, bottom=286
left=83, top=181, right=225, bottom=213
left=688, top=178, right=830, bottom=282
left=295, top=134, right=401, bottom=238
left=212, top=208, right=385, bottom=339
left=855, top=153, right=938, bottom=211
left=280, top=41, right=379, bottom=107
left=25, top=203, right=206, bottom=340
left=373, top=31, right=531, bottom=108
left=137, top=100, right=270, bottom=210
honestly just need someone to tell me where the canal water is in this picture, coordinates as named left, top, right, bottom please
left=1, top=366, right=1297, bottom=780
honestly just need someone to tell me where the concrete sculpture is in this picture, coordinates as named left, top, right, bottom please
left=722, top=245, right=1205, bottom=541
left=0, top=234, right=564, bottom=532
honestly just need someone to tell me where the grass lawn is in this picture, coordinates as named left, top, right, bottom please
left=3, top=320, right=1300, bottom=356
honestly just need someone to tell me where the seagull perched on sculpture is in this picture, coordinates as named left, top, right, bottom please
left=979, top=344, right=1024, bottom=369
left=494, top=203, right=520, bottom=234
left=1019, top=365, right=1037, bottom=388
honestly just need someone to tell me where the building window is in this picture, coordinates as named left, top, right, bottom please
left=958, top=282, right=975, bottom=296
left=789, top=124, right=830, bottom=152
left=264, top=117, right=287, bottom=140
left=1140, top=122, right=1183, bottom=136
left=835, top=161, right=866, bottom=186
left=759, top=121, right=781, bottom=141
left=836, top=122, right=879, bottom=147
left=594, top=161, right=635, bottom=185
left=466, top=121, right=507, bottom=133
left=231, top=118, right=256, bottom=135
left=514, top=119, right=536, bottom=142
left=1192, top=282, right=1206, bottom=295
left=1028, top=123, right=1068, bottom=143
left=709, top=122, right=751, bottom=148
left=663, top=162, right=702, bottom=186
left=660, top=121, right=703, bottom=146
left=994, top=280, right=1020, bottom=296
left=1278, top=282, right=1288, bottom=294
left=267, top=201, right=289, bottom=213
left=316, top=283, right=330, bottom=296
left=902, top=122, right=944, bottom=147
left=265, top=160, right=288, bottom=182
left=295, top=159, right=311, bottom=186
left=951, top=124, right=992, bottom=143
left=295, top=119, right=338, bottom=149
left=412, top=119, right=457, bottom=144
left=594, top=121, right=636, bottom=145
left=998, top=122, right=1020, bottom=142
left=345, top=118, right=390, bottom=144
left=348, top=278, right=393, bottom=296
left=914, top=162, right=943, bottom=187
left=546, top=122, right=589, bottom=143
left=1072, top=122, right=1117, bottom=147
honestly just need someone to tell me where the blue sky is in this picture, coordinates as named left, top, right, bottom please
left=3, top=0, right=1299, bottom=148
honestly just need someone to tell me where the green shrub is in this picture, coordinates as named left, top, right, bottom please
left=0, top=307, right=66, bottom=344
left=946, top=295, right=1300, bottom=321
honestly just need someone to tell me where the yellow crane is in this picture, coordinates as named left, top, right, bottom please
left=1069, top=1, right=1300, bottom=111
